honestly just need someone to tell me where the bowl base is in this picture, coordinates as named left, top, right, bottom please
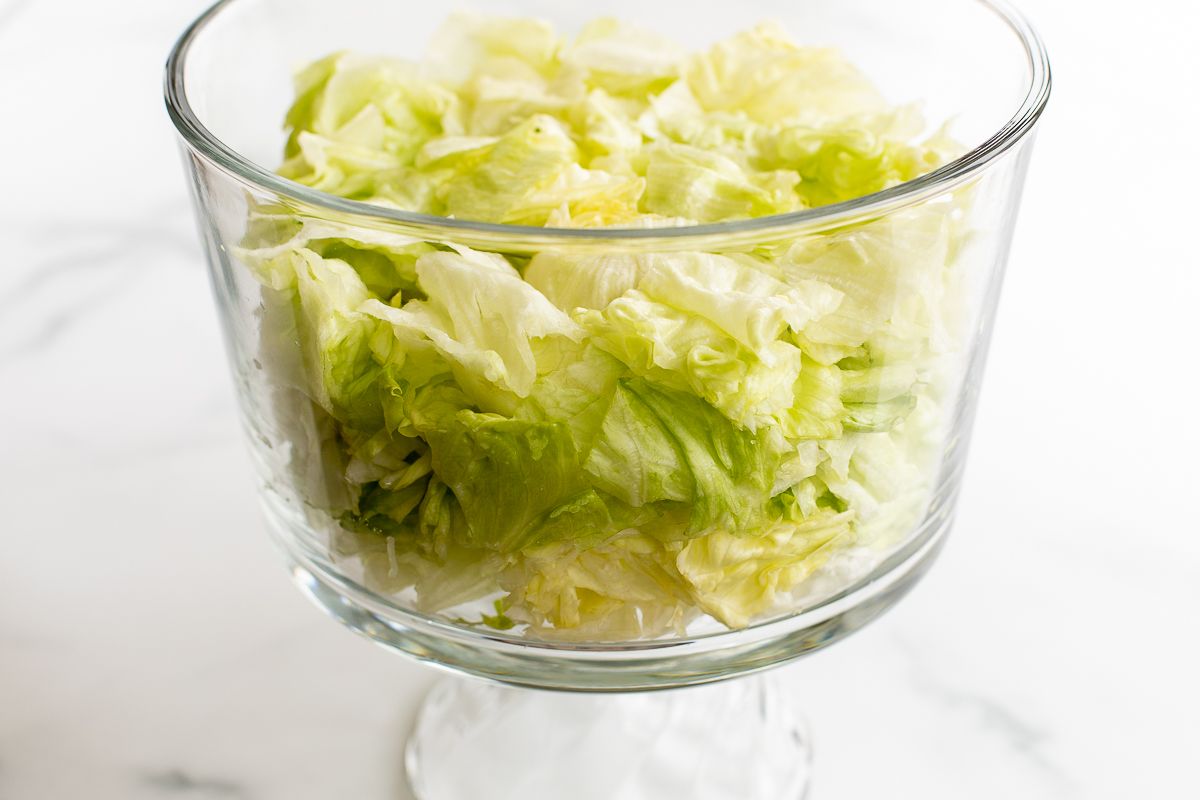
left=274, top=494, right=953, bottom=691
left=404, top=674, right=811, bottom=800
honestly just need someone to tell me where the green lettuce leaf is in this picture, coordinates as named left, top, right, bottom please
left=562, top=18, right=684, bottom=96
left=500, top=533, right=695, bottom=640
left=523, top=250, right=650, bottom=312
left=609, top=378, right=781, bottom=532
left=636, top=251, right=844, bottom=357
left=684, top=22, right=885, bottom=124
left=578, top=291, right=804, bottom=432
left=419, top=409, right=610, bottom=553
left=362, top=245, right=582, bottom=410
left=289, top=249, right=387, bottom=430
left=640, top=142, right=802, bottom=222
left=676, top=510, right=854, bottom=627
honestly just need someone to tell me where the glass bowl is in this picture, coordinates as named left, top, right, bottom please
left=166, top=0, right=1048, bottom=795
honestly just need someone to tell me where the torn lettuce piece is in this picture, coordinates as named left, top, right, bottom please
left=635, top=251, right=844, bottom=358
left=562, top=18, right=684, bottom=96
left=524, top=251, right=651, bottom=312
left=676, top=510, right=855, bottom=628
left=425, top=12, right=560, bottom=88
left=337, top=526, right=508, bottom=614
left=431, top=115, right=646, bottom=225
left=782, top=206, right=955, bottom=358
left=614, top=379, right=781, bottom=532
left=418, top=409, right=607, bottom=553
left=438, top=114, right=576, bottom=222
left=578, top=291, right=805, bottom=433
left=280, top=54, right=462, bottom=199
left=756, top=109, right=960, bottom=207
left=234, top=210, right=429, bottom=296
left=778, top=355, right=847, bottom=440
left=362, top=245, right=582, bottom=410
left=289, top=249, right=388, bottom=430
left=684, top=22, right=885, bottom=124
left=518, top=343, right=627, bottom=453
left=639, top=142, right=802, bottom=222
left=500, top=533, right=696, bottom=640
left=340, top=479, right=430, bottom=536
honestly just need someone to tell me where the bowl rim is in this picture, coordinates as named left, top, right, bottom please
left=164, top=0, right=1051, bottom=242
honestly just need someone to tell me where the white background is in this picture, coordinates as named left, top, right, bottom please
left=1, top=0, right=1197, bottom=798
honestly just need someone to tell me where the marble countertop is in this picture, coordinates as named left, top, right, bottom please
left=1, top=1, right=1197, bottom=798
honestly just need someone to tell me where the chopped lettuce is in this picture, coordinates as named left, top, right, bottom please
left=683, top=22, right=885, bottom=125
left=242, top=13, right=965, bottom=640
left=275, top=16, right=954, bottom=226
left=362, top=245, right=582, bottom=411
left=677, top=510, right=854, bottom=628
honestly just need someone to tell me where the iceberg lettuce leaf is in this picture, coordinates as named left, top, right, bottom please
left=362, top=246, right=582, bottom=409
left=676, top=511, right=854, bottom=627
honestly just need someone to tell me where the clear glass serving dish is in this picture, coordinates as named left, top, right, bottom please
left=166, top=0, right=1049, bottom=796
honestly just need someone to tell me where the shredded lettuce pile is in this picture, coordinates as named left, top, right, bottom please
left=239, top=14, right=966, bottom=640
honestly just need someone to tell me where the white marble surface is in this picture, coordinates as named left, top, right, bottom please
left=2, top=1, right=1198, bottom=798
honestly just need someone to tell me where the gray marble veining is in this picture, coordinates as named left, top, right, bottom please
left=0, top=212, right=199, bottom=361
left=0, top=0, right=32, bottom=31
left=142, top=769, right=248, bottom=798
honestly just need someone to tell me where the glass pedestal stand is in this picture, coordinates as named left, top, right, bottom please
left=405, top=674, right=810, bottom=800
left=282, top=510, right=952, bottom=799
